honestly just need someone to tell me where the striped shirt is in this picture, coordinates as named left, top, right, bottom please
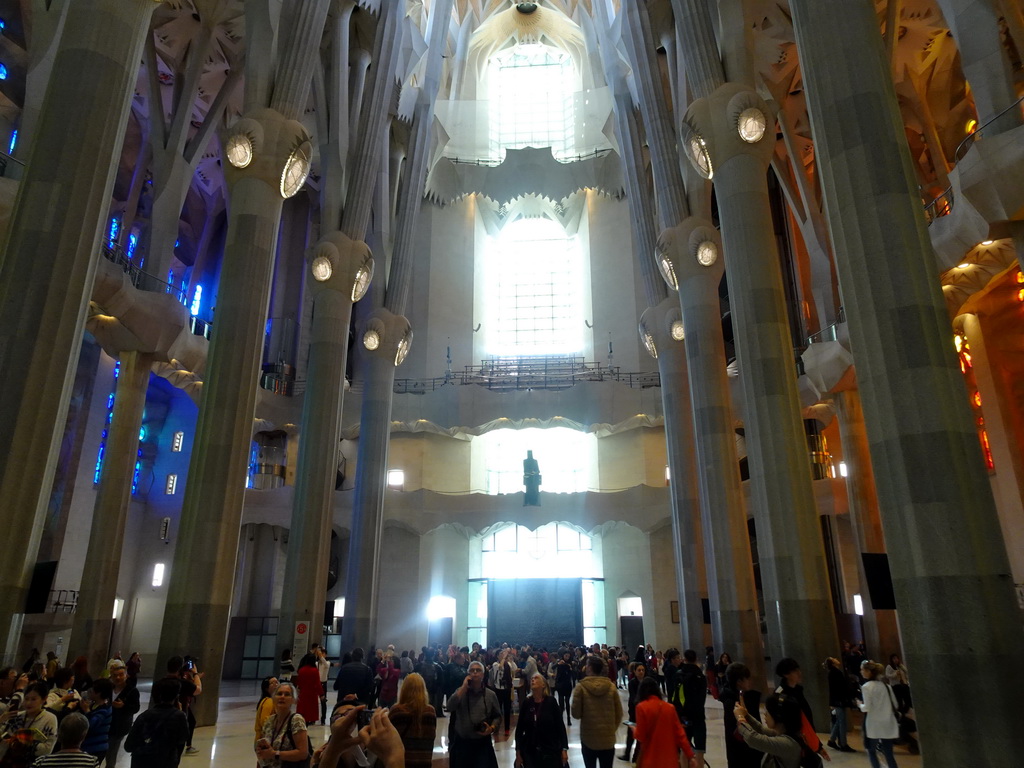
left=33, top=753, right=100, bottom=767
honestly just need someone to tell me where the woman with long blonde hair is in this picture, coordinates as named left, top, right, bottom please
left=387, top=672, right=436, bottom=768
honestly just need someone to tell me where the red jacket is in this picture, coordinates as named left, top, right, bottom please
left=296, top=665, right=322, bottom=723
left=635, top=697, right=694, bottom=768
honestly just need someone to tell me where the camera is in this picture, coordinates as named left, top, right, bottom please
left=357, top=708, right=375, bottom=729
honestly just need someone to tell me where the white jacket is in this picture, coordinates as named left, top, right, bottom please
left=857, top=680, right=900, bottom=739
left=490, top=660, right=516, bottom=690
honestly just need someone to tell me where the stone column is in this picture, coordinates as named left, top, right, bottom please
left=155, top=0, right=332, bottom=723
left=336, top=0, right=426, bottom=650
left=934, top=0, right=1022, bottom=132
left=832, top=390, right=901, bottom=659
left=155, top=107, right=317, bottom=726
left=341, top=310, right=413, bottom=649
left=610, top=0, right=762, bottom=667
left=0, top=0, right=156, bottom=662
left=277, top=233, right=373, bottom=656
left=680, top=84, right=838, bottom=719
left=70, top=350, right=153, bottom=676
left=658, top=220, right=763, bottom=670
left=790, top=1, right=1024, bottom=762
left=641, top=301, right=707, bottom=650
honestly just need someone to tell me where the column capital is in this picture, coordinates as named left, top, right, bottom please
left=360, top=308, right=413, bottom=367
left=656, top=217, right=724, bottom=290
left=680, top=82, right=774, bottom=178
left=639, top=297, right=686, bottom=359
left=307, top=231, right=374, bottom=300
left=222, top=108, right=313, bottom=198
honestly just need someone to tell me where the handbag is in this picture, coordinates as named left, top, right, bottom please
left=281, top=713, right=312, bottom=768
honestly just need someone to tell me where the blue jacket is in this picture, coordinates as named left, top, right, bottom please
left=82, top=703, right=113, bottom=755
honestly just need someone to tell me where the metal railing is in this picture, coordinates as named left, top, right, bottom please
left=48, top=589, right=78, bottom=614
left=922, top=94, right=1024, bottom=225
left=806, top=307, right=846, bottom=346
left=99, top=243, right=212, bottom=340
left=446, top=147, right=613, bottom=168
left=0, top=150, right=25, bottom=180
left=391, top=355, right=661, bottom=393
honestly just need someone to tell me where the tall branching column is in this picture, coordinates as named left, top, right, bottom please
left=790, top=3, right=1024, bottom=760
left=340, top=0, right=453, bottom=650
left=276, top=234, right=373, bottom=654
left=156, top=0, right=332, bottom=725
left=681, top=84, right=837, bottom=718
left=71, top=349, right=153, bottom=674
left=617, top=0, right=762, bottom=666
left=0, top=0, right=157, bottom=663
left=658, top=220, right=762, bottom=671
left=342, top=310, right=413, bottom=648
left=640, top=301, right=707, bottom=649
left=934, top=0, right=1022, bottom=132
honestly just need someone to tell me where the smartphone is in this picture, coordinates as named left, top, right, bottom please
left=357, top=708, right=374, bottom=729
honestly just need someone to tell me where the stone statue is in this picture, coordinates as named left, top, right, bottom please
left=523, top=449, right=541, bottom=506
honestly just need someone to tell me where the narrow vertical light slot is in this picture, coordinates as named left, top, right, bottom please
left=839, top=461, right=848, bottom=478
left=665, top=465, right=670, bottom=485
left=165, top=474, right=178, bottom=495
left=112, top=598, right=124, bottom=620
left=853, top=593, right=864, bottom=616
left=152, top=563, right=165, bottom=588
left=172, top=431, right=185, bottom=452
left=334, top=597, right=345, bottom=617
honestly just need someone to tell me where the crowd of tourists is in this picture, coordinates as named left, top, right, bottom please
left=256, top=639, right=916, bottom=768
left=0, top=650, right=198, bottom=768
left=0, top=639, right=915, bottom=768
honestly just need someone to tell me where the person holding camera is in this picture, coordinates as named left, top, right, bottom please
left=447, top=661, right=501, bottom=768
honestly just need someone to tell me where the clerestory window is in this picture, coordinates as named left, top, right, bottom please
left=488, top=44, right=578, bottom=162
left=486, top=216, right=583, bottom=357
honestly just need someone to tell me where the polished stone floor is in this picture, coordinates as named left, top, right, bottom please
left=110, top=680, right=923, bottom=767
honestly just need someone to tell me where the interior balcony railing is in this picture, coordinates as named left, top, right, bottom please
left=0, top=150, right=26, bottom=180
left=98, top=242, right=211, bottom=340
left=385, top=355, right=661, bottom=394
left=47, top=589, right=78, bottom=614
left=922, top=93, right=1024, bottom=225
left=805, top=307, right=846, bottom=346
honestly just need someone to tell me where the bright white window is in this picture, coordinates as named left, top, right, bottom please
left=152, top=563, right=165, bottom=587
left=479, top=427, right=591, bottom=494
left=387, top=469, right=405, bottom=489
left=165, top=474, right=177, bottom=495
left=489, top=44, right=577, bottom=162
left=426, top=595, right=457, bottom=621
left=171, top=431, right=185, bottom=452
left=487, top=218, right=583, bottom=356
left=480, top=522, right=597, bottom=579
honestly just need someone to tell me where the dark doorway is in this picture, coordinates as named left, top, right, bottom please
left=428, top=617, right=454, bottom=649
left=487, top=579, right=584, bottom=649
left=620, top=615, right=645, bottom=655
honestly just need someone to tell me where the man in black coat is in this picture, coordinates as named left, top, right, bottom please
left=333, top=647, right=375, bottom=706
left=679, top=650, right=708, bottom=767
left=107, top=661, right=141, bottom=767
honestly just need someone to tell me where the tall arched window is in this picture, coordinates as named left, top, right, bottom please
left=486, top=216, right=583, bottom=356
left=488, top=43, right=578, bottom=162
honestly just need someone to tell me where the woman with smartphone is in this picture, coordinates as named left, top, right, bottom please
left=255, top=682, right=310, bottom=768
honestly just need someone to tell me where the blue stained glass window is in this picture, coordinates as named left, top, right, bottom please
left=190, top=284, right=203, bottom=316
left=7, top=129, right=17, bottom=155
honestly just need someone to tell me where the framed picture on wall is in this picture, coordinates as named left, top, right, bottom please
left=670, top=600, right=680, bottom=624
